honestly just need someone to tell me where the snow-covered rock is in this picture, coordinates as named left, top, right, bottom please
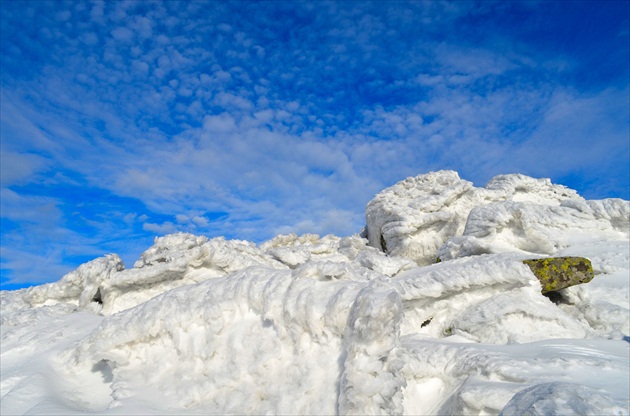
left=260, top=233, right=416, bottom=277
left=365, top=171, right=627, bottom=265
left=438, top=198, right=629, bottom=261
left=366, top=170, right=479, bottom=265
left=1, top=171, right=628, bottom=415
left=23, top=254, right=124, bottom=311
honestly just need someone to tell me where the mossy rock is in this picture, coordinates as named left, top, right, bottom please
left=523, top=257, right=594, bottom=294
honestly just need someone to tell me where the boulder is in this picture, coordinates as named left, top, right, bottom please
left=523, top=257, right=594, bottom=294
left=365, top=171, right=583, bottom=266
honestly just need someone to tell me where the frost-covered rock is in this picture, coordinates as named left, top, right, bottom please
left=484, top=173, right=580, bottom=203
left=366, top=171, right=476, bottom=265
left=100, top=234, right=290, bottom=314
left=391, top=253, right=591, bottom=343
left=261, top=233, right=415, bottom=277
left=438, top=199, right=629, bottom=260
left=24, top=254, right=124, bottom=311
left=339, top=281, right=406, bottom=415
left=133, top=232, right=209, bottom=268
left=63, top=267, right=403, bottom=414
left=19, top=233, right=292, bottom=315
left=365, top=171, right=584, bottom=265
left=365, top=171, right=629, bottom=265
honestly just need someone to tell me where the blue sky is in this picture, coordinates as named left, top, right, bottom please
left=1, top=1, right=628, bottom=290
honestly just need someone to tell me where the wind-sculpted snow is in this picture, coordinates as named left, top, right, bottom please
left=260, top=233, right=416, bottom=276
left=1, top=171, right=628, bottom=415
left=64, top=267, right=360, bottom=414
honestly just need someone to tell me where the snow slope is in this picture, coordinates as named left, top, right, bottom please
left=1, top=171, right=629, bottom=415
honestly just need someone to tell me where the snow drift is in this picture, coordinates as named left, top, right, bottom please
left=1, top=171, right=628, bottom=415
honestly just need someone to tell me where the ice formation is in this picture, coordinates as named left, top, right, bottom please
left=1, top=171, right=629, bottom=415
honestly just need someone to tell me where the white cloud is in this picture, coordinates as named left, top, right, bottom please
left=142, top=221, right=179, bottom=235
left=434, top=45, right=521, bottom=81
left=0, top=151, right=48, bottom=186
left=191, top=216, right=209, bottom=227
left=202, top=113, right=238, bottom=133
left=0, top=188, right=62, bottom=225
left=505, top=86, right=630, bottom=180
left=214, top=93, right=254, bottom=111
left=0, top=246, right=74, bottom=287
left=123, top=213, right=137, bottom=224
left=111, top=27, right=134, bottom=42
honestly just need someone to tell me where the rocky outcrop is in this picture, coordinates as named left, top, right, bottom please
left=365, top=171, right=629, bottom=265
left=24, top=254, right=124, bottom=309
left=523, top=257, right=594, bottom=294
left=365, top=171, right=477, bottom=265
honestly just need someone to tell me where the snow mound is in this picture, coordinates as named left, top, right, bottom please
left=1, top=171, right=628, bottom=415
left=500, top=381, right=627, bottom=416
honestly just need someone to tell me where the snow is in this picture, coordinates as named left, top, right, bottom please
left=2, top=171, right=629, bottom=415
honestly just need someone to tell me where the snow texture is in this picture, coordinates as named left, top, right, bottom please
left=2, top=171, right=629, bottom=415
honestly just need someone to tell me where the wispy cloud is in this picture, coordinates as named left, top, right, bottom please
left=1, top=0, right=628, bottom=288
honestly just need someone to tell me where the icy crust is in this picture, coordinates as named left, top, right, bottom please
left=366, top=171, right=627, bottom=265
left=500, top=381, right=627, bottom=416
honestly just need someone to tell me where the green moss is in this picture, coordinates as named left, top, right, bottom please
left=523, top=257, right=594, bottom=294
